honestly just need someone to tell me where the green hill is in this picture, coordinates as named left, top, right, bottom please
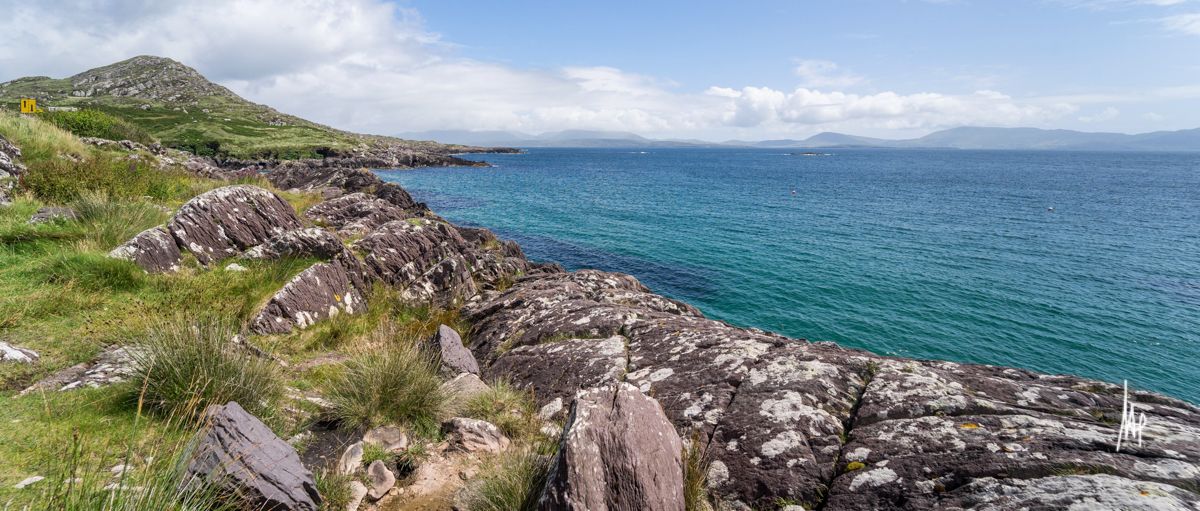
left=0, top=56, right=487, bottom=159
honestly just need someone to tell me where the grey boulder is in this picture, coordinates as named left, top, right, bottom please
left=539, top=383, right=685, bottom=511
left=444, top=417, right=509, bottom=453
left=183, top=401, right=320, bottom=511
left=168, top=185, right=301, bottom=265
left=429, top=324, right=479, bottom=377
left=0, top=341, right=38, bottom=363
left=250, top=258, right=367, bottom=335
left=28, top=206, right=77, bottom=224
left=109, top=226, right=182, bottom=273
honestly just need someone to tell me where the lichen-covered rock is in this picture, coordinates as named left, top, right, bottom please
left=241, top=227, right=346, bottom=261
left=20, top=345, right=138, bottom=395
left=183, top=401, right=320, bottom=511
left=109, top=226, right=181, bottom=273
left=464, top=269, right=1200, bottom=510
left=428, top=324, right=479, bottom=377
left=250, top=259, right=367, bottom=335
left=444, top=417, right=509, bottom=453
left=539, top=383, right=685, bottom=511
left=488, top=335, right=627, bottom=409
left=355, top=219, right=481, bottom=306
left=28, top=206, right=77, bottom=224
left=0, top=134, right=25, bottom=177
left=0, top=341, right=38, bottom=363
left=266, top=164, right=421, bottom=210
left=168, top=185, right=301, bottom=265
left=304, top=192, right=410, bottom=236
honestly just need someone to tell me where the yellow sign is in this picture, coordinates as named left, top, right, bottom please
left=19, top=98, right=41, bottom=114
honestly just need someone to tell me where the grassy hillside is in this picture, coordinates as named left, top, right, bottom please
left=0, top=56, right=484, bottom=160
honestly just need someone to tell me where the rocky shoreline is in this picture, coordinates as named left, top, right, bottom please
left=5, top=131, right=1198, bottom=509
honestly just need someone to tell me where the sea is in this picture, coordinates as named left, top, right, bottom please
left=375, top=148, right=1200, bottom=404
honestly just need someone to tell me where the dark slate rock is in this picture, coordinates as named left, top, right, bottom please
left=265, top=164, right=420, bottom=210
left=303, top=192, right=409, bottom=236
left=250, top=259, right=367, bottom=335
left=402, top=254, right=477, bottom=308
left=168, top=185, right=301, bottom=265
left=109, top=226, right=182, bottom=273
left=183, top=401, right=320, bottom=511
left=28, top=206, right=77, bottom=224
left=355, top=219, right=480, bottom=306
left=241, top=228, right=346, bottom=261
left=487, top=335, right=626, bottom=409
left=428, top=324, right=479, bottom=377
left=464, top=269, right=1200, bottom=510
left=539, top=383, right=685, bottom=511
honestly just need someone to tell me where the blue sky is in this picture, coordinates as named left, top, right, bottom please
left=2, top=0, right=1198, bottom=139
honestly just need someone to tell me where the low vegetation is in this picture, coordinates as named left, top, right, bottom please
left=461, top=445, right=554, bottom=511
left=129, top=317, right=284, bottom=422
left=463, top=380, right=541, bottom=440
left=37, top=109, right=156, bottom=146
left=325, top=321, right=447, bottom=436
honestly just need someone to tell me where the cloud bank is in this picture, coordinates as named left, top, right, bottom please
left=0, top=0, right=1162, bottom=139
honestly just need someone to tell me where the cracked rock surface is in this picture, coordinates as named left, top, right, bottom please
left=464, top=269, right=1200, bottom=510
left=168, top=185, right=302, bottom=265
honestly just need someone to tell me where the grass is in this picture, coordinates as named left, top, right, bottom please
left=361, top=442, right=396, bottom=467
left=463, top=381, right=540, bottom=441
left=37, top=109, right=156, bottom=145
left=325, top=320, right=446, bottom=436
left=683, top=431, right=713, bottom=511
left=460, top=445, right=554, bottom=511
left=129, top=316, right=284, bottom=423
left=314, top=469, right=354, bottom=511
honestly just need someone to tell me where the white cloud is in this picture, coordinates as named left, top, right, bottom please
left=1161, top=12, right=1200, bottom=34
left=0, top=0, right=1087, bottom=139
left=792, top=60, right=864, bottom=89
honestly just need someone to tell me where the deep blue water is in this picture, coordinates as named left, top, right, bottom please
left=376, top=148, right=1200, bottom=403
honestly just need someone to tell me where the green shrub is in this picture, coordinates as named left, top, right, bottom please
left=461, top=446, right=553, bottom=511
left=326, top=326, right=445, bottom=436
left=129, top=317, right=283, bottom=421
left=361, top=442, right=396, bottom=467
left=22, top=154, right=195, bottom=203
left=463, top=381, right=540, bottom=441
left=38, top=109, right=156, bottom=145
left=39, top=252, right=145, bottom=292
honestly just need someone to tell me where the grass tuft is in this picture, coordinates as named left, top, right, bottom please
left=325, top=321, right=446, bottom=436
left=683, top=430, right=713, bottom=511
left=463, top=381, right=540, bottom=441
left=129, top=317, right=283, bottom=422
left=461, top=445, right=554, bottom=511
left=38, top=252, right=145, bottom=292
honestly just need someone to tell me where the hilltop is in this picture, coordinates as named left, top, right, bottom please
left=0, top=56, right=510, bottom=160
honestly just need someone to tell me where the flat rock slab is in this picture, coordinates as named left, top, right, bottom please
left=20, top=345, right=138, bottom=395
left=168, top=185, right=301, bottom=265
left=28, top=206, right=76, bottom=224
left=109, top=226, right=181, bottom=273
left=184, top=401, right=320, bottom=511
left=464, top=269, right=1200, bottom=510
left=539, top=382, right=685, bottom=511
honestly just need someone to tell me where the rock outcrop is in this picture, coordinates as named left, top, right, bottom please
left=108, top=226, right=181, bottom=273
left=183, top=401, right=320, bottom=511
left=0, top=341, right=38, bottom=363
left=250, top=257, right=367, bottom=335
left=240, top=227, right=346, bottom=261
left=465, top=270, right=1200, bottom=510
left=20, top=345, right=138, bottom=395
left=168, top=185, right=301, bottom=265
left=266, top=164, right=424, bottom=211
left=539, top=383, right=685, bottom=511
left=0, top=134, right=24, bottom=205
left=304, top=192, right=410, bottom=236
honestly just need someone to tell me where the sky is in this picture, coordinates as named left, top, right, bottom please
left=0, top=0, right=1198, bottom=141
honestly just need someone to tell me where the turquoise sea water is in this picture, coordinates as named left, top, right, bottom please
left=376, top=148, right=1200, bottom=403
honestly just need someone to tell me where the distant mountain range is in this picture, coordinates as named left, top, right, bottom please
left=399, top=126, right=1200, bottom=152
